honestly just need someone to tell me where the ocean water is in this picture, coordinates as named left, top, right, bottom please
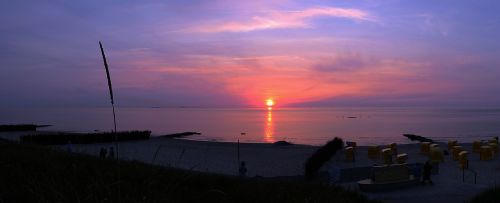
left=1, top=107, right=500, bottom=145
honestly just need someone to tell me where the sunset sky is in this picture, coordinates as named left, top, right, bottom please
left=1, top=0, right=500, bottom=107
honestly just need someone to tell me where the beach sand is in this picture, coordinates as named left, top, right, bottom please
left=2, top=132, right=499, bottom=203
left=74, top=137, right=318, bottom=177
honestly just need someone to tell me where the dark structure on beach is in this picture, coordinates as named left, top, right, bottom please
left=403, top=134, right=434, bottom=143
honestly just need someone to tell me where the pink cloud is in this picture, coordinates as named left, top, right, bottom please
left=129, top=52, right=452, bottom=107
left=197, top=7, right=373, bottom=32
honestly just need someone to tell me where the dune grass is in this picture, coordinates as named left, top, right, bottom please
left=0, top=140, right=381, bottom=203
left=20, top=130, right=151, bottom=145
left=470, top=187, right=500, bottom=203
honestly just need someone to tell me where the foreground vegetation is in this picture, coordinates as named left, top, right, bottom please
left=305, top=137, right=344, bottom=180
left=20, top=130, right=151, bottom=145
left=471, top=187, right=500, bottom=203
left=0, top=140, right=380, bottom=203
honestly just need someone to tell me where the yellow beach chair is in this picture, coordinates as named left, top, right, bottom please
left=420, top=142, right=431, bottom=154
left=429, top=147, right=444, bottom=163
left=367, top=145, right=380, bottom=159
left=448, top=140, right=458, bottom=151
left=345, top=146, right=355, bottom=162
left=459, top=151, right=469, bottom=169
left=452, top=146, right=464, bottom=161
left=480, top=146, right=493, bottom=161
left=473, top=141, right=482, bottom=153
left=382, top=148, right=393, bottom=164
left=489, top=143, right=498, bottom=156
left=459, top=151, right=468, bottom=160
left=388, top=143, right=397, bottom=155
left=396, top=153, right=408, bottom=164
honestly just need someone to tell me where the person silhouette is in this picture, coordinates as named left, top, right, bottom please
left=422, top=161, right=433, bottom=184
left=239, top=161, right=247, bottom=178
left=99, top=147, right=106, bottom=159
left=109, top=147, right=115, bottom=159
left=66, top=141, right=74, bottom=153
left=102, top=148, right=108, bottom=159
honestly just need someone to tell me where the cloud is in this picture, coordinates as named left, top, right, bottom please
left=196, top=7, right=373, bottom=32
left=149, top=52, right=446, bottom=107
left=312, top=53, right=375, bottom=72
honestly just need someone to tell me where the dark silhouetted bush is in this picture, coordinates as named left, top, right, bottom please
left=305, top=137, right=344, bottom=180
left=20, top=131, right=151, bottom=145
left=471, top=187, right=500, bottom=203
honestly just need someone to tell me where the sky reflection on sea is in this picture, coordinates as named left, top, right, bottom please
left=1, top=107, right=500, bottom=145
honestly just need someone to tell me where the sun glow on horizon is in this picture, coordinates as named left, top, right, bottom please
left=266, top=99, right=275, bottom=110
left=266, top=99, right=274, bottom=107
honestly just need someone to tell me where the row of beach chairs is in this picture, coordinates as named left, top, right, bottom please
left=345, top=142, right=407, bottom=165
left=351, top=138, right=499, bottom=193
left=344, top=138, right=498, bottom=167
left=448, top=139, right=498, bottom=164
left=420, top=142, right=444, bottom=163
left=355, top=142, right=417, bottom=192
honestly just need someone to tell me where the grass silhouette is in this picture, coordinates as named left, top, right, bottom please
left=305, top=137, right=344, bottom=180
left=0, top=140, right=381, bottom=203
left=471, top=187, right=500, bottom=203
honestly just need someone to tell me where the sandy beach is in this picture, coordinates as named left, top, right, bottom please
left=2, top=131, right=499, bottom=203
left=72, top=137, right=318, bottom=177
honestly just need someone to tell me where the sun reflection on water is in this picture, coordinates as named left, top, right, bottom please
left=264, top=108, right=275, bottom=142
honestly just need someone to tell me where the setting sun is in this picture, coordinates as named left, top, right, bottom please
left=266, top=99, right=274, bottom=107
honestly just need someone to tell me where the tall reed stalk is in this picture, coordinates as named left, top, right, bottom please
left=99, top=41, right=120, bottom=201
left=99, top=41, right=117, bottom=156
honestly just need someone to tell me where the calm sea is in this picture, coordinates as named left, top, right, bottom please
left=1, top=107, right=500, bottom=145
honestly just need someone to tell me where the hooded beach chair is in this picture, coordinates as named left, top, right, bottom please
left=473, top=141, right=482, bottom=153
left=345, top=146, right=355, bottom=162
left=458, top=151, right=469, bottom=169
left=448, top=140, right=458, bottom=151
left=388, top=143, right=397, bottom=155
left=420, top=142, right=431, bottom=154
left=368, top=145, right=381, bottom=159
left=489, top=143, right=498, bottom=156
left=452, top=146, right=464, bottom=161
left=382, top=148, right=393, bottom=164
left=397, top=153, right=408, bottom=164
left=429, top=147, right=444, bottom=163
left=480, top=146, right=493, bottom=161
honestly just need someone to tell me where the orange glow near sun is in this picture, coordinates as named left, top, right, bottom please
left=266, top=99, right=274, bottom=110
left=266, top=99, right=274, bottom=107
